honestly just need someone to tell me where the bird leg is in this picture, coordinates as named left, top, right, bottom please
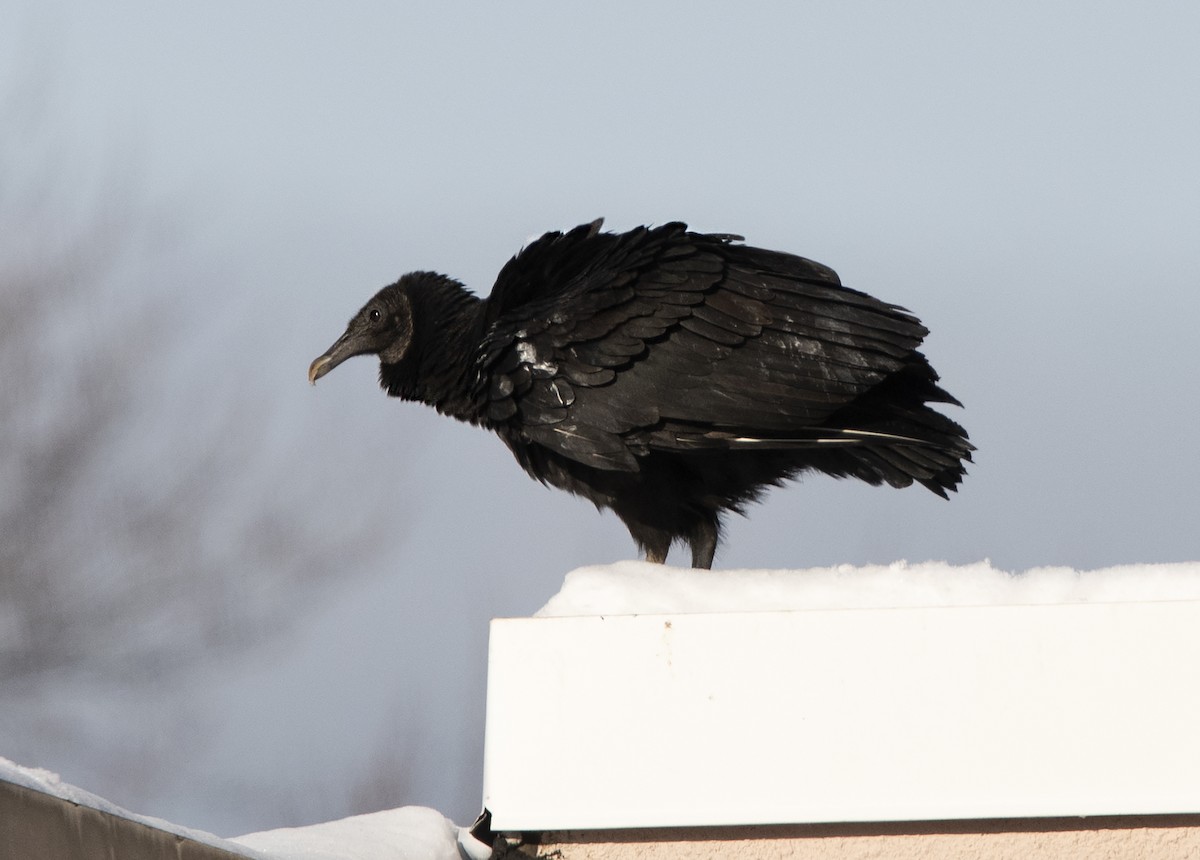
left=624, top=514, right=717, bottom=568
left=688, top=518, right=718, bottom=570
left=622, top=518, right=672, bottom=565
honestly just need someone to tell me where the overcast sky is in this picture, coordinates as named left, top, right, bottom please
left=4, top=0, right=1199, bottom=837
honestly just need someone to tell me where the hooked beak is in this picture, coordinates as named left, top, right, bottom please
left=308, top=354, right=334, bottom=385
left=308, top=329, right=366, bottom=385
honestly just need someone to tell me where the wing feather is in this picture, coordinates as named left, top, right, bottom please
left=479, top=221, right=946, bottom=473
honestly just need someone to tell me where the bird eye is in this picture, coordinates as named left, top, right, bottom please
left=368, top=308, right=382, bottom=324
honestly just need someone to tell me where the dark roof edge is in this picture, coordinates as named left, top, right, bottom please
left=0, top=777, right=257, bottom=860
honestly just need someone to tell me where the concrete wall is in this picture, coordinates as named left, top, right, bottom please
left=526, top=816, right=1200, bottom=860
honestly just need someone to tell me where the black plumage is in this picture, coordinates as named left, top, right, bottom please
left=309, top=220, right=971, bottom=568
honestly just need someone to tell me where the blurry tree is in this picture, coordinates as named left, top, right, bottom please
left=0, top=57, right=414, bottom=816
left=0, top=81, right=383, bottom=687
left=0, top=62, right=429, bottom=830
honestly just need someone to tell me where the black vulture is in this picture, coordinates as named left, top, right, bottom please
left=309, top=220, right=971, bottom=568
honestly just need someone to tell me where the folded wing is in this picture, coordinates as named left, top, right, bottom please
left=477, top=221, right=965, bottom=485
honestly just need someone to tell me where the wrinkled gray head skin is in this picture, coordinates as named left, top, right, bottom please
left=308, top=282, right=413, bottom=384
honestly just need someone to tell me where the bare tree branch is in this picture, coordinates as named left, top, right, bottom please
left=0, top=71, right=393, bottom=686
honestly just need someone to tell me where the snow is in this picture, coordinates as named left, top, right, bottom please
left=231, top=807, right=488, bottom=860
left=0, top=755, right=487, bottom=860
left=536, top=559, right=1200, bottom=617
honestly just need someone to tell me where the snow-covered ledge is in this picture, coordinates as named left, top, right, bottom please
left=482, top=561, right=1200, bottom=833
left=0, top=757, right=489, bottom=860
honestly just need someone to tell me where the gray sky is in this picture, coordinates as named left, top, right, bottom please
left=5, top=0, right=1200, bottom=836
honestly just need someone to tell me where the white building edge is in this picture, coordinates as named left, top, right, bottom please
left=480, top=560, right=1200, bottom=857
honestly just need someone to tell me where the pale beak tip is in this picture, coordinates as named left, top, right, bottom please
left=308, top=356, right=330, bottom=386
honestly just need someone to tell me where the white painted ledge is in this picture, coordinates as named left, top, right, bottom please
left=482, top=562, right=1200, bottom=832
